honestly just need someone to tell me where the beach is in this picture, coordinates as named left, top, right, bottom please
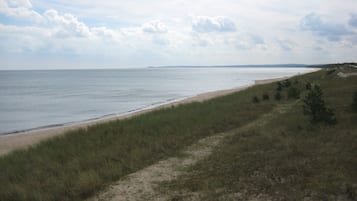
left=0, top=76, right=294, bottom=156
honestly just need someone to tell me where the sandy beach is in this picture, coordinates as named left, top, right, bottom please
left=0, top=75, right=306, bottom=156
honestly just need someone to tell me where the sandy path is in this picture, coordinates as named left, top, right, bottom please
left=87, top=132, right=232, bottom=201
left=88, top=100, right=297, bottom=201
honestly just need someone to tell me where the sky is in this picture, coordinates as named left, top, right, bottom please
left=0, top=0, right=357, bottom=69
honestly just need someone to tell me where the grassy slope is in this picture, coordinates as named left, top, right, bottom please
left=165, top=66, right=357, bottom=200
left=0, top=75, right=280, bottom=201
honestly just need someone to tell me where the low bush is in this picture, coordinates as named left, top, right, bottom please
left=262, top=94, right=270, bottom=100
left=287, top=87, right=300, bottom=99
left=252, top=96, right=260, bottom=103
left=274, top=92, right=282, bottom=100
left=352, top=91, right=357, bottom=111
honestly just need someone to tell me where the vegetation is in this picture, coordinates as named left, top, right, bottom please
left=287, top=86, right=300, bottom=99
left=252, top=95, right=260, bottom=103
left=276, top=81, right=283, bottom=91
left=274, top=91, right=282, bottom=100
left=305, top=82, right=312, bottom=90
left=353, top=91, right=357, bottom=111
left=163, top=65, right=357, bottom=200
left=303, top=85, right=337, bottom=125
left=262, top=93, right=270, bottom=101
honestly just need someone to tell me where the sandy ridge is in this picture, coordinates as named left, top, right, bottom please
left=88, top=100, right=298, bottom=201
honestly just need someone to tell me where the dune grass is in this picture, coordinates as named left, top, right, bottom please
left=0, top=75, right=286, bottom=200
left=164, top=66, right=357, bottom=200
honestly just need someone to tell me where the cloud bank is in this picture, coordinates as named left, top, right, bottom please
left=192, top=16, right=236, bottom=33
left=0, top=0, right=356, bottom=69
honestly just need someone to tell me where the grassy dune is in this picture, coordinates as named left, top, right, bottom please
left=164, top=65, right=357, bottom=200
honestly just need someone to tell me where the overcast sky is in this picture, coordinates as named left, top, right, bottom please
left=0, top=0, right=357, bottom=69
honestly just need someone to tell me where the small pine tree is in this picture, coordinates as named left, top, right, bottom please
left=252, top=96, right=260, bottom=103
left=352, top=91, right=357, bottom=111
left=276, top=82, right=282, bottom=91
left=275, top=92, right=282, bottom=100
left=284, top=79, right=291, bottom=87
left=262, top=94, right=270, bottom=100
left=303, top=85, right=337, bottom=125
left=287, top=87, right=300, bottom=99
left=306, top=82, right=312, bottom=90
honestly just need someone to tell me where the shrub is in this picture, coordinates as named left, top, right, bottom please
left=326, top=69, right=336, bottom=75
left=283, top=79, right=291, bottom=88
left=276, top=82, right=283, bottom=91
left=303, top=85, right=337, bottom=125
left=306, top=82, right=312, bottom=90
left=352, top=91, right=357, bottom=111
left=262, top=94, right=270, bottom=100
left=274, top=92, right=282, bottom=100
left=287, top=87, right=300, bottom=99
left=252, top=96, right=260, bottom=103
left=293, top=79, right=299, bottom=85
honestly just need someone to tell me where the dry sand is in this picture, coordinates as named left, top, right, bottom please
left=0, top=73, right=315, bottom=157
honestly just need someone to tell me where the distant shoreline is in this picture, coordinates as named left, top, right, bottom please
left=149, top=64, right=318, bottom=68
left=0, top=69, right=320, bottom=156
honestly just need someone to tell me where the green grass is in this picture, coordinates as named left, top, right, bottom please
left=164, top=66, right=357, bottom=200
left=0, top=74, right=284, bottom=201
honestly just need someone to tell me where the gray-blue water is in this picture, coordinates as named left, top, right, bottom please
left=0, top=67, right=314, bottom=135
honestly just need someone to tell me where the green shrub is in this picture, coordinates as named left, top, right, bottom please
left=287, top=87, right=300, bottom=99
left=276, top=82, right=282, bottom=91
left=306, top=82, right=312, bottom=90
left=303, top=85, right=337, bottom=125
left=252, top=96, right=260, bottom=103
left=326, top=69, right=336, bottom=75
left=274, top=92, right=282, bottom=100
left=283, top=79, right=291, bottom=87
left=262, top=94, right=270, bottom=100
left=353, top=91, right=357, bottom=111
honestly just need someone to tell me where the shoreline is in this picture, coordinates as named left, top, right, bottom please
left=0, top=73, right=316, bottom=156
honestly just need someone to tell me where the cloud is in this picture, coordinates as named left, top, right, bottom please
left=152, top=35, right=169, bottom=46
left=277, top=39, right=295, bottom=51
left=142, top=20, right=168, bottom=33
left=192, top=16, right=236, bottom=33
left=44, top=9, right=91, bottom=38
left=348, top=13, right=357, bottom=28
left=0, top=24, right=49, bottom=52
left=229, top=34, right=265, bottom=50
left=91, top=26, right=121, bottom=40
left=300, top=13, right=352, bottom=41
left=0, top=0, right=44, bottom=22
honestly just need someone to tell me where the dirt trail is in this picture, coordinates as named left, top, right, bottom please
left=88, top=133, right=231, bottom=201
left=88, top=102, right=296, bottom=201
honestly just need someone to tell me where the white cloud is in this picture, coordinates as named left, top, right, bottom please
left=0, top=24, right=49, bottom=52
left=300, top=13, right=353, bottom=41
left=91, top=26, right=121, bottom=40
left=0, top=0, right=44, bottom=22
left=349, top=13, right=357, bottom=28
left=44, top=9, right=91, bottom=38
left=192, top=16, right=236, bottom=33
left=142, top=20, right=168, bottom=33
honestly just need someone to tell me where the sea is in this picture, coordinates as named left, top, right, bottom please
left=0, top=67, right=315, bottom=135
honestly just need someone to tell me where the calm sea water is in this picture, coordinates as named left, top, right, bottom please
left=0, top=67, right=314, bottom=134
